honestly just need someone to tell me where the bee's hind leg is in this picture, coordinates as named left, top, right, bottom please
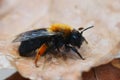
left=34, top=43, right=48, bottom=67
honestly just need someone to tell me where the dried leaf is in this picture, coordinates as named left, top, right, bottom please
left=0, top=0, right=120, bottom=80
left=112, top=58, right=120, bottom=69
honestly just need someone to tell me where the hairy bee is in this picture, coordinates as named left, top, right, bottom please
left=13, top=23, right=93, bottom=67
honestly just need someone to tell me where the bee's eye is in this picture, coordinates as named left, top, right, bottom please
left=72, top=35, right=78, bottom=40
left=70, top=30, right=82, bottom=46
left=70, top=34, right=79, bottom=46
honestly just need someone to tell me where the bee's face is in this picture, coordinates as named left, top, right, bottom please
left=70, top=30, right=84, bottom=48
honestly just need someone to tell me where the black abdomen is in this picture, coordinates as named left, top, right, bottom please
left=19, top=38, right=46, bottom=57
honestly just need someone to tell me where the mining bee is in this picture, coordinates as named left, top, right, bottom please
left=13, top=23, right=93, bottom=67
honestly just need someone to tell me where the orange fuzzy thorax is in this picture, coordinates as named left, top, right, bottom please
left=48, top=23, right=73, bottom=36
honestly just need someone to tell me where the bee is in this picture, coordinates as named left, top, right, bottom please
left=13, top=23, right=93, bottom=67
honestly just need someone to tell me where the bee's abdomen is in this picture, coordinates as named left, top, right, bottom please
left=19, top=38, right=45, bottom=57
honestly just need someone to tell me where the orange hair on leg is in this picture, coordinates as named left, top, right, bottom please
left=34, top=43, right=47, bottom=67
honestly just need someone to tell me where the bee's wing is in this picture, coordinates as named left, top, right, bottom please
left=13, top=28, right=58, bottom=42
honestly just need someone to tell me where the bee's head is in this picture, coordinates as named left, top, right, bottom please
left=70, top=26, right=93, bottom=48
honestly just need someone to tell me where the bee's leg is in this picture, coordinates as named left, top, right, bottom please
left=42, top=42, right=55, bottom=55
left=65, top=45, right=70, bottom=52
left=34, top=43, right=48, bottom=67
left=66, top=45, right=85, bottom=60
left=84, top=38, right=88, bottom=44
left=57, top=48, right=60, bottom=52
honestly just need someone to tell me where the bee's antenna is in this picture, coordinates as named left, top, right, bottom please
left=81, top=26, right=94, bottom=34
